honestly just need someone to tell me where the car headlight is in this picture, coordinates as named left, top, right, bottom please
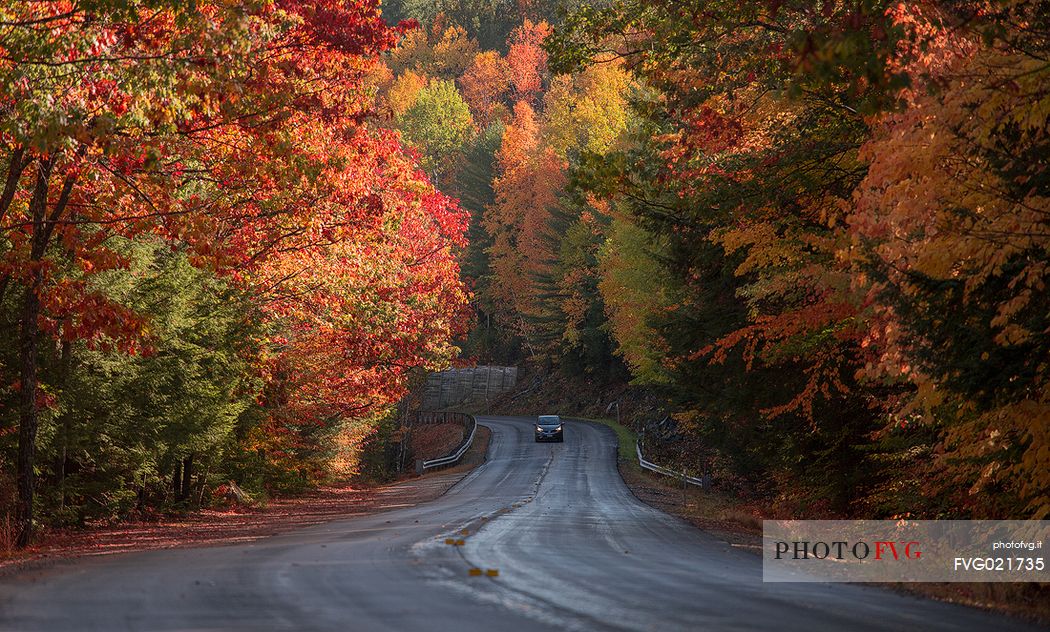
left=536, top=426, right=543, bottom=432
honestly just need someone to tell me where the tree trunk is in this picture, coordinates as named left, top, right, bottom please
left=16, top=277, right=42, bottom=547
left=196, top=461, right=212, bottom=509
left=56, top=339, right=71, bottom=511
left=15, top=159, right=53, bottom=548
left=173, top=460, right=183, bottom=502
left=137, top=471, right=147, bottom=510
left=0, top=146, right=29, bottom=226
left=0, top=274, right=9, bottom=309
left=181, top=454, right=193, bottom=501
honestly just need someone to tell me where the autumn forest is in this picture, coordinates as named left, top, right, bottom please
left=1, top=0, right=1047, bottom=550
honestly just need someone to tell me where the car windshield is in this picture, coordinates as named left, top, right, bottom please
left=538, top=416, right=561, bottom=427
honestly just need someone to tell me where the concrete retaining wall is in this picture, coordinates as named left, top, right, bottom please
left=422, top=366, right=518, bottom=410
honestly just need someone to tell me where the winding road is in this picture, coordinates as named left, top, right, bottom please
left=0, top=416, right=1040, bottom=631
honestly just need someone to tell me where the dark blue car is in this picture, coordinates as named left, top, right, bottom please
left=534, top=415, right=564, bottom=442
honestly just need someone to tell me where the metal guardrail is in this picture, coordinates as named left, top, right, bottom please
left=414, top=412, right=477, bottom=474
left=636, top=440, right=708, bottom=488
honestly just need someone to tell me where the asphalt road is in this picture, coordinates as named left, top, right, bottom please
left=0, top=416, right=1041, bottom=631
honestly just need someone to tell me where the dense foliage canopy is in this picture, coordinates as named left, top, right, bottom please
left=546, top=0, right=1049, bottom=518
left=3, top=0, right=1045, bottom=552
left=381, top=0, right=1048, bottom=520
left=0, top=0, right=469, bottom=547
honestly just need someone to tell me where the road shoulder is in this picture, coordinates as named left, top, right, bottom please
left=0, top=425, right=491, bottom=576
left=584, top=416, right=1049, bottom=626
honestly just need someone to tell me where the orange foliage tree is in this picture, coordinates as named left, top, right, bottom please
left=484, top=101, right=565, bottom=348
left=505, top=19, right=551, bottom=103
left=459, top=51, right=511, bottom=126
